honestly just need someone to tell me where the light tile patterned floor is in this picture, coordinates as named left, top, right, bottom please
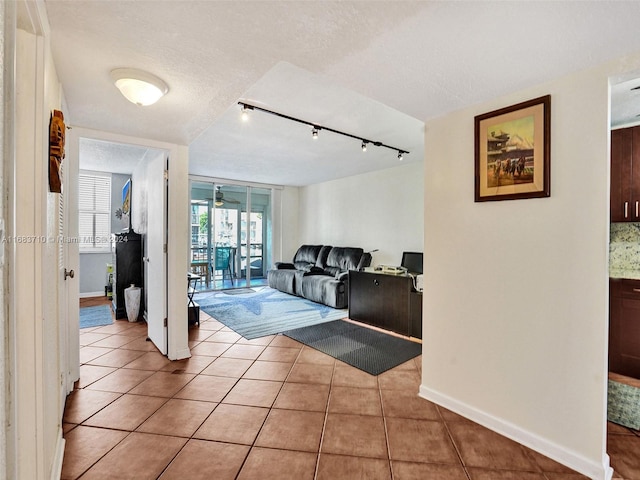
left=65, top=298, right=639, bottom=479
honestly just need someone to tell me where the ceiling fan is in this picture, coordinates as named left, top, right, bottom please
left=213, top=186, right=240, bottom=207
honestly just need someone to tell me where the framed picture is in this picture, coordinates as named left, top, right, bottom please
left=122, top=178, right=131, bottom=215
left=474, top=95, right=550, bottom=202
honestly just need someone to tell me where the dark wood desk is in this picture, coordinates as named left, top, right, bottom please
left=348, top=270, right=422, bottom=339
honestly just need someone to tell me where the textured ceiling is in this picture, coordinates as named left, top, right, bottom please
left=188, top=62, right=425, bottom=185
left=79, top=138, right=161, bottom=175
left=42, top=1, right=640, bottom=184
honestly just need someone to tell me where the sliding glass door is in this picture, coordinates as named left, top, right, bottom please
left=190, top=180, right=271, bottom=291
left=243, top=186, right=271, bottom=283
left=190, top=181, right=213, bottom=289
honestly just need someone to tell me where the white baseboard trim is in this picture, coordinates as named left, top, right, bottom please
left=50, top=428, right=65, bottom=480
left=419, top=385, right=613, bottom=480
left=79, top=291, right=107, bottom=299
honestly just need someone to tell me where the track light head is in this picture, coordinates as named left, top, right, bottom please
left=240, top=104, right=253, bottom=122
left=361, top=141, right=368, bottom=152
left=312, top=127, right=319, bottom=139
left=398, top=151, right=404, bottom=161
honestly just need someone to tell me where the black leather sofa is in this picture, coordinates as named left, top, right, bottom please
left=267, top=244, right=372, bottom=308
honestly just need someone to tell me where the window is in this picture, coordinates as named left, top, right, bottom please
left=79, top=172, right=111, bottom=252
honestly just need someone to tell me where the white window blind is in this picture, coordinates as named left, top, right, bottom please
left=79, top=172, right=111, bottom=252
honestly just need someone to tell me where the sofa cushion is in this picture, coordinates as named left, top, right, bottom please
left=315, top=245, right=332, bottom=268
left=292, top=245, right=323, bottom=271
left=323, top=247, right=364, bottom=277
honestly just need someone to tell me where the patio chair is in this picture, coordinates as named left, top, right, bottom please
left=211, top=246, right=234, bottom=286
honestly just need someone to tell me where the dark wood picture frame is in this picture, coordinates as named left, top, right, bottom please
left=474, top=95, right=551, bottom=202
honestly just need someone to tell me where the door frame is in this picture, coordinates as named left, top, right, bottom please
left=67, top=127, right=189, bottom=361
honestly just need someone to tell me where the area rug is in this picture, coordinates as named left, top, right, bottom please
left=79, top=305, right=113, bottom=329
left=197, top=287, right=347, bottom=339
left=283, top=320, right=422, bottom=375
left=223, top=288, right=255, bottom=295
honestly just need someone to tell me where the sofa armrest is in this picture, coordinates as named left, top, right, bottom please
left=336, top=271, right=349, bottom=282
left=274, top=262, right=295, bottom=270
left=356, top=252, right=372, bottom=271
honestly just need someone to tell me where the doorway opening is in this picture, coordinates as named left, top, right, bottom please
left=606, top=71, right=640, bottom=475
left=190, top=180, right=272, bottom=291
left=77, top=136, right=169, bottom=354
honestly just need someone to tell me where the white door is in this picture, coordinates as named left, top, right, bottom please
left=146, top=153, right=168, bottom=353
left=62, top=128, right=81, bottom=398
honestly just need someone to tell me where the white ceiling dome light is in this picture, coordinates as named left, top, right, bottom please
left=110, top=68, right=169, bottom=106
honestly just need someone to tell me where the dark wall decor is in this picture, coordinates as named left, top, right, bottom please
left=48, top=109, right=66, bottom=193
left=474, top=95, right=551, bottom=202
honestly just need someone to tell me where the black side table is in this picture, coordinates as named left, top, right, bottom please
left=188, top=273, right=201, bottom=326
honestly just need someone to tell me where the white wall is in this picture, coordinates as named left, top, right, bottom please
left=11, top=7, right=66, bottom=478
left=276, top=185, right=300, bottom=263
left=131, top=153, right=149, bottom=234
left=421, top=52, right=640, bottom=480
left=79, top=253, right=111, bottom=296
left=0, top=2, right=9, bottom=476
left=297, top=161, right=424, bottom=266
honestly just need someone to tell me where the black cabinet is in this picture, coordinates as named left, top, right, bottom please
left=609, top=278, right=640, bottom=378
left=409, top=291, right=423, bottom=338
left=112, top=231, right=144, bottom=320
left=348, top=270, right=422, bottom=338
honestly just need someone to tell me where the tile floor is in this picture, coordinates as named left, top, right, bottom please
left=63, top=298, right=640, bottom=479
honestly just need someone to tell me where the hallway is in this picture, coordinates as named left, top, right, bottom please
left=63, top=304, right=638, bottom=479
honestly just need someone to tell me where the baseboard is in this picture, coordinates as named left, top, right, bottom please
left=79, top=291, right=107, bottom=299
left=419, top=385, right=613, bottom=480
left=50, top=428, right=65, bottom=480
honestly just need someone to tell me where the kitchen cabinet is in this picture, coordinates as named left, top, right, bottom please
left=609, top=278, right=640, bottom=378
left=610, top=126, right=640, bottom=222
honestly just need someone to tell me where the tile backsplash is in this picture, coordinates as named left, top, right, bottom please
left=610, top=222, right=640, bottom=275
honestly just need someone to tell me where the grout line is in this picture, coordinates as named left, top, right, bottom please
left=313, top=356, right=336, bottom=480
left=378, top=382, right=395, bottom=479
left=227, top=333, right=302, bottom=479
left=438, top=411, right=473, bottom=480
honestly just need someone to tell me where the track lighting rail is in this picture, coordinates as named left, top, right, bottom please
left=238, top=101, right=409, bottom=159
